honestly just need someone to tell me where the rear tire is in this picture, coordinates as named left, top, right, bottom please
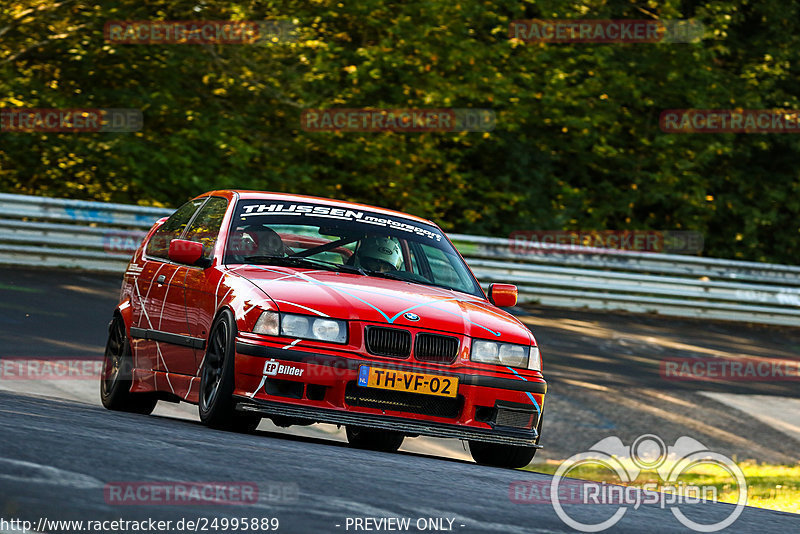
left=100, top=316, right=157, bottom=415
left=346, top=426, right=405, bottom=452
left=198, top=310, right=261, bottom=433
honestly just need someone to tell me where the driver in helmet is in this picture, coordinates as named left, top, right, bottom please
left=354, top=237, right=402, bottom=272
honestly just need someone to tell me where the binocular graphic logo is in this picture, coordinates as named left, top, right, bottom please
left=550, top=434, right=747, bottom=532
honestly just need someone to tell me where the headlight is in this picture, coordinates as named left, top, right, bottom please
left=471, top=340, right=539, bottom=370
left=471, top=340, right=499, bottom=363
left=499, top=343, right=528, bottom=368
left=252, top=311, right=347, bottom=344
left=282, top=314, right=310, bottom=338
left=312, top=319, right=344, bottom=341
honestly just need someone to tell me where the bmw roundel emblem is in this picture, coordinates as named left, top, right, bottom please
left=404, top=312, right=420, bottom=321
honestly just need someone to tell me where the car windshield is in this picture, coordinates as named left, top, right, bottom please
left=225, top=199, right=483, bottom=297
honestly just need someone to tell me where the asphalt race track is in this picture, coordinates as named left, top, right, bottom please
left=1, top=267, right=799, bottom=533
left=1, top=391, right=797, bottom=534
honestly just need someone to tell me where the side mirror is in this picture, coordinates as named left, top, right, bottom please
left=488, top=283, right=518, bottom=307
left=168, top=239, right=207, bottom=266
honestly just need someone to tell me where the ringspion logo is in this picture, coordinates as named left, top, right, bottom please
left=300, top=108, right=495, bottom=132
left=530, top=434, right=747, bottom=532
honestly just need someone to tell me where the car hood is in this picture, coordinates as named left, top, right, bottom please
left=233, top=266, right=533, bottom=344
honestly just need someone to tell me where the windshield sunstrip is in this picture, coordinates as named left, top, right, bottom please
left=239, top=202, right=442, bottom=242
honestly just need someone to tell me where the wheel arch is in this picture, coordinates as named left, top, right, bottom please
left=113, top=299, right=134, bottom=336
left=208, top=305, right=238, bottom=339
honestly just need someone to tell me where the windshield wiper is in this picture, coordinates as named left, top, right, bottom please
left=360, top=269, right=407, bottom=282
left=243, top=255, right=366, bottom=275
left=362, top=269, right=467, bottom=293
left=308, top=258, right=366, bottom=275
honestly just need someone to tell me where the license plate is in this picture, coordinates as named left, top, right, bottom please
left=357, top=365, right=458, bottom=398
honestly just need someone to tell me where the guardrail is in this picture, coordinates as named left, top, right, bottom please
left=448, top=234, right=800, bottom=326
left=1, top=192, right=799, bottom=326
left=0, top=193, right=170, bottom=272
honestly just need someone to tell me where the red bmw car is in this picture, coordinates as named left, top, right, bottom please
left=101, top=190, right=547, bottom=468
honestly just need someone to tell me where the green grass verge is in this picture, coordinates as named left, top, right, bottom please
left=524, top=460, right=800, bottom=514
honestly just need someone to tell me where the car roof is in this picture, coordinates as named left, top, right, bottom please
left=197, top=190, right=437, bottom=226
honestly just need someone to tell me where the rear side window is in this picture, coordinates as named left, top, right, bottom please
left=182, top=197, right=229, bottom=260
left=145, top=198, right=206, bottom=260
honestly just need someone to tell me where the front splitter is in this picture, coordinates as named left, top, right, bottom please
left=234, top=396, right=542, bottom=447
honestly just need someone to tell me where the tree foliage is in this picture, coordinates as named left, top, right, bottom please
left=1, top=0, right=799, bottom=263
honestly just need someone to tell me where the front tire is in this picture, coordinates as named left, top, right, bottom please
left=470, top=408, right=544, bottom=468
left=100, top=316, right=157, bottom=414
left=468, top=441, right=537, bottom=468
left=346, top=426, right=405, bottom=452
left=198, top=310, right=261, bottom=432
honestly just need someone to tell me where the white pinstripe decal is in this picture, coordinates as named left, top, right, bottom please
left=132, top=263, right=174, bottom=393
left=282, top=338, right=302, bottom=349
left=194, top=354, right=205, bottom=377
left=131, top=277, right=148, bottom=369
left=272, top=300, right=328, bottom=317
left=240, top=297, right=274, bottom=317
left=233, top=268, right=326, bottom=317
left=157, top=268, right=181, bottom=330
left=248, top=338, right=302, bottom=399
left=185, top=377, right=198, bottom=400
left=271, top=269, right=326, bottom=281
left=249, top=359, right=271, bottom=399
left=131, top=278, right=142, bottom=367
left=212, top=276, right=226, bottom=311
left=218, top=287, right=234, bottom=308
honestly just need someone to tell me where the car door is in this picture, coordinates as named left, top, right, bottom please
left=178, top=197, right=231, bottom=371
left=131, top=198, right=207, bottom=375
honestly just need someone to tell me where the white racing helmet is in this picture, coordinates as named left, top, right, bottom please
left=355, top=237, right=402, bottom=271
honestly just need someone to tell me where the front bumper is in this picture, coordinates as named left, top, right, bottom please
left=235, top=397, right=542, bottom=447
left=234, top=340, right=546, bottom=447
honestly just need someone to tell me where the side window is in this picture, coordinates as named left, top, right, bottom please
left=183, top=197, right=229, bottom=260
left=420, top=244, right=464, bottom=288
left=145, top=198, right=206, bottom=260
